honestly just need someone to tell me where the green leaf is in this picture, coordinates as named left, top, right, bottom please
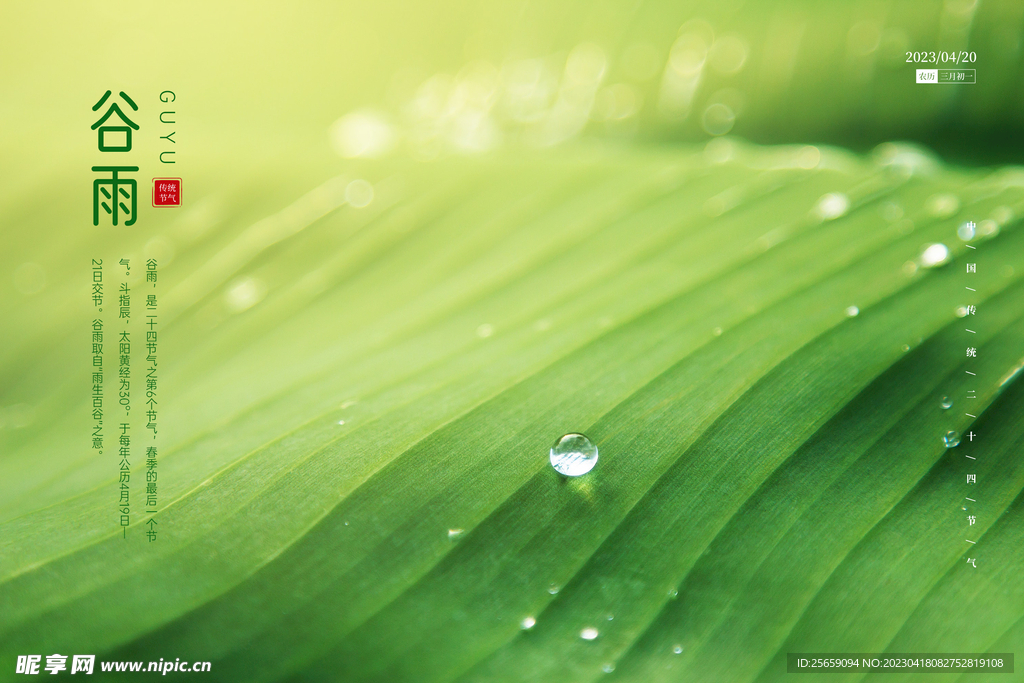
left=2, top=140, right=1023, bottom=682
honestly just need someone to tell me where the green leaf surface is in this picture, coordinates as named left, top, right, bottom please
left=2, top=141, right=1023, bottom=682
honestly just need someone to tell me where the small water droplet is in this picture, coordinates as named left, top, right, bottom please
left=548, top=584, right=560, bottom=595
left=701, top=103, right=735, bottom=136
left=815, top=192, right=849, bottom=220
left=881, top=202, right=903, bottom=222
left=225, top=276, right=266, bottom=313
left=902, top=344, right=911, bottom=352
left=580, top=627, right=599, bottom=641
left=521, top=617, right=536, bottom=630
left=980, top=219, right=1001, bottom=238
left=958, top=221, right=976, bottom=241
left=941, top=396, right=953, bottom=410
left=476, top=324, right=494, bottom=338
left=601, top=663, right=615, bottom=673
left=337, top=420, right=346, bottom=425
left=448, top=528, right=465, bottom=539
left=345, top=179, right=375, bottom=208
left=550, top=433, right=599, bottom=477
left=961, top=506, right=967, bottom=511
left=712, top=326, right=723, bottom=336
left=667, top=589, right=678, bottom=599
left=955, top=306, right=969, bottom=318
left=944, top=430, right=961, bottom=448
left=344, top=521, right=349, bottom=526
left=919, top=243, right=950, bottom=268
left=926, top=193, right=959, bottom=218
left=845, top=305, right=859, bottom=317
left=606, top=614, right=614, bottom=621
left=673, top=645, right=684, bottom=654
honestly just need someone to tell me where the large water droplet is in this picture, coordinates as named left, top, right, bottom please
left=944, top=430, right=961, bottom=448
left=550, top=433, right=599, bottom=476
left=548, top=584, right=560, bottom=595
left=673, top=645, right=684, bottom=654
left=941, top=396, right=953, bottom=410
left=580, top=627, right=599, bottom=641
left=521, top=617, right=536, bottom=630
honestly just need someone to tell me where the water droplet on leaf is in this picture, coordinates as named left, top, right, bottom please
left=941, top=396, right=953, bottom=410
left=944, top=430, right=961, bottom=448
left=919, top=243, right=950, bottom=268
left=580, top=627, right=599, bottom=641
left=550, top=433, right=599, bottom=476
left=548, top=584, right=560, bottom=595
left=521, top=617, right=536, bottom=630
left=926, top=193, right=959, bottom=218
left=345, top=179, right=374, bottom=208
left=815, top=193, right=849, bottom=220
left=673, top=645, right=684, bottom=654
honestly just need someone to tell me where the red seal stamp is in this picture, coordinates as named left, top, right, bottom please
left=152, top=178, right=181, bottom=207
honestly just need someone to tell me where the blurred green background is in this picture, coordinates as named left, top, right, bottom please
left=2, top=1, right=1023, bottom=682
